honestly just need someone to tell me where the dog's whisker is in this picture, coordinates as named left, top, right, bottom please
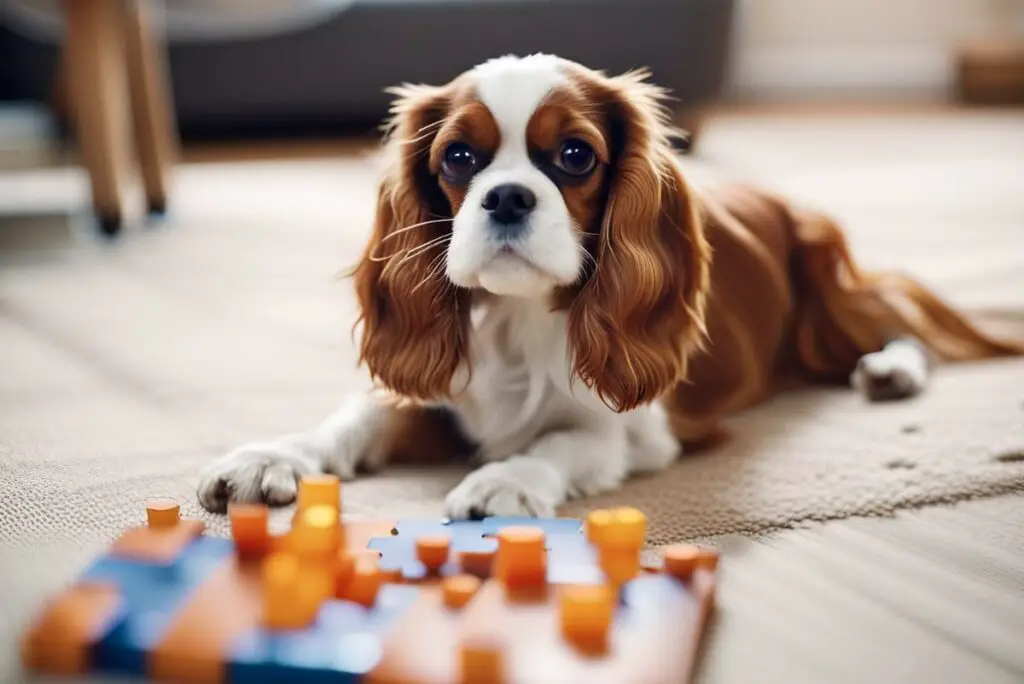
left=401, top=235, right=452, bottom=263
left=410, top=253, right=451, bottom=296
left=388, top=234, right=451, bottom=269
left=378, top=218, right=452, bottom=245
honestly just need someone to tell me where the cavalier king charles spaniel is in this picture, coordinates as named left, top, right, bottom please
left=198, top=54, right=1022, bottom=519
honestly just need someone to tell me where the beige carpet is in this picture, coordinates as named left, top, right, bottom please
left=1, top=111, right=1024, bottom=677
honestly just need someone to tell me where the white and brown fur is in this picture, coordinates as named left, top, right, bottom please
left=197, top=55, right=1023, bottom=518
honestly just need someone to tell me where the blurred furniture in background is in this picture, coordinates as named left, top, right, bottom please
left=2, top=0, right=354, bottom=235
left=955, top=0, right=1024, bottom=104
left=2, top=0, right=734, bottom=150
left=1, top=0, right=179, bottom=235
left=62, top=0, right=177, bottom=234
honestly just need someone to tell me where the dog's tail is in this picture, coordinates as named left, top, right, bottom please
left=789, top=211, right=1024, bottom=382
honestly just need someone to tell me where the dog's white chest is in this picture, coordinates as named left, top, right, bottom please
left=454, top=299, right=598, bottom=458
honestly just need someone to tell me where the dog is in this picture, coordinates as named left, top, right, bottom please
left=197, top=54, right=1022, bottom=519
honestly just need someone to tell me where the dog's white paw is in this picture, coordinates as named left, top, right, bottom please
left=851, top=341, right=929, bottom=402
left=197, top=441, right=319, bottom=513
left=444, top=461, right=560, bottom=520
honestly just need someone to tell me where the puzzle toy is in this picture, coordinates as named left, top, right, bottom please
left=22, top=475, right=719, bottom=683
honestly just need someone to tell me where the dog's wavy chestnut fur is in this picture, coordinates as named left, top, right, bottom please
left=198, top=55, right=1023, bottom=520
left=353, top=83, right=471, bottom=401
left=565, top=71, right=710, bottom=412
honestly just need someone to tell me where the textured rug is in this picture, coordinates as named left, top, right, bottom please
left=1, top=111, right=1023, bottom=678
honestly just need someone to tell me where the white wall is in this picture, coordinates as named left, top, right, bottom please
left=727, top=0, right=1024, bottom=102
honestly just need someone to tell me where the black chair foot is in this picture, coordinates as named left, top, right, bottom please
left=97, top=211, right=123, bottom=237
left=147, top=198, right=167, bottom=217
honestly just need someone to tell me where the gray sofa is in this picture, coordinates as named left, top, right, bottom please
left=1, top=0, right=734, bottom=141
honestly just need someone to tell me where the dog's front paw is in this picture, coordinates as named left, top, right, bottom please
left=197, top=441, right=319, bottom=513
left=444, top=461, right=559, bottom=520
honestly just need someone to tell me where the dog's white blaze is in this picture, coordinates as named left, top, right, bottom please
left=471, top=54, right=567, bottom=166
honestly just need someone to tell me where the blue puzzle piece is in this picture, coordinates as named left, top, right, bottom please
left=394, top=519, right=497, bottom=551
left=479, top=516, right=583, bottom=537
left=545, top=533, right=602, bottom=585
left=230, top=584, right=420, bottom=684
left=83, top=536, right=233, bottom=676
left=231, top=630, right=368, bottom=684
left=365, top=537, right=413, bottom=572
left=319, top=584, right=420, bottom=633
left=368, top=519, right=497, bottom=572
left=544, top=531, right=592, bottom=557
left=547, top=562, right=605, bottom=585
left=370, top=518, right=590, bottom=580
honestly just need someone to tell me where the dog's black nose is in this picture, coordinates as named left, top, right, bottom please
left=482, top=183, right=536, bottom=227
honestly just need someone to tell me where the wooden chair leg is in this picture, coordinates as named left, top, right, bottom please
left=64, top=0, right=133, bottom=236
left=122, top=0, right=177, bottom=215
left=49, top=45, right=72, bottom=129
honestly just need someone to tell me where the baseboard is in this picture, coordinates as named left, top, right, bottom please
left=728, top=46, right=954, bottom=102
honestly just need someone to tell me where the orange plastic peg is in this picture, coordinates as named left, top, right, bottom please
left=416, top=536, right=450, bottom=572
left=145, top=499, right=180, bottom=528
left=585, top=509, right=613, bottom=545
left=229, top=504, right=269, bottom=557
left=459, top=633, right=506, bottom=684
left=334, top=550, right=356, bottom=597
left=662, top=544, right=719, bottom=580
left=598, top=547, right=641, bottom=588
left=560, top=584, right=614, bottom=653
left=291, top=504, right=341, bottom=557
left=458, top=549, right=496, bottom=578
left=296, top=474, right=341, bottom=513
left=344, top=555, right=382, bottom=607
left=262, top=553, right=320, bottom=629
left=606, top=507, right=647, bottom=547
left=443, top=574, right=482, bottom=609
left=495, top=527, right=546, bottom=588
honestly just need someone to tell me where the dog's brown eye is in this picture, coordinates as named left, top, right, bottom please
left=555, top=139, right=596, bottom=176
left=442, top=143, right=478, bottom=181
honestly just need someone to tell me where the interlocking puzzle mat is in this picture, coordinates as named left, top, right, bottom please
left=22, top=476, right=718, bottom=684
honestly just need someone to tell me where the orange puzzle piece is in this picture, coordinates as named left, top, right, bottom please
left=21, top=583, right=122, bottom=676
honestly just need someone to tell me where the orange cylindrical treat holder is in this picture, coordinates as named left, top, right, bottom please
left=296, top=474, right=341, bottom=513
left=587, top=507, right=647, bottom=548
left=495, top=527, right=546, bottom=588
left=588, top=507, right=648, bottom=586
left=605, top=507, right=647, bottom=547
left=262, top=553, right=327, bottom=630
left=458, top=549, right=495, bottom=578
left=229, top=504, right=270, bottom=557
left=416, top=536, right=450, bottom=572
left=443, top=574, right=482, bottom=609
left=291, top=504, right=342, bottom=557
left=334, top=550, right=356, bottom=597
left=146, top=499, right=180, bottom=528
left=560, top=584, right=614, bottom=653
left=21, top=583, right=123, bottom=676
left=585, top=509, right=613, bottom=545
left=598, top=547, right=641, bottom=587
left=662, top=544, right=719, bottom=580
left=459, top=634, right=506, bottom=684
left=343, top=555, right=382, bottom=607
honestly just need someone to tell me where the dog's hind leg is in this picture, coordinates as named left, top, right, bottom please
left=850, top=337, right=932, bottom=401
left=788, top=210, right=1024, bottom=392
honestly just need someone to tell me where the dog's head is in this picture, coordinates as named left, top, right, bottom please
left=352, top=55, right=710, bottom=411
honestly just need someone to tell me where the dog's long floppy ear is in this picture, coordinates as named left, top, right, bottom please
left=568, top=70, right=712, bottom=412
left=351, top=83, right=471, bottom=400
